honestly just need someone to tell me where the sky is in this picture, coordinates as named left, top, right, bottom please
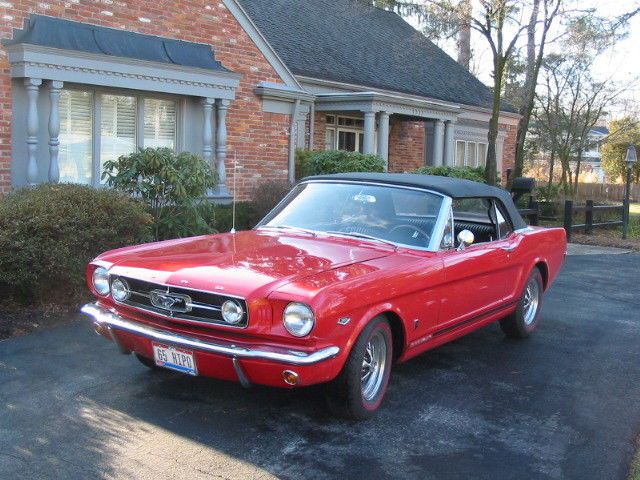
left=409, top=0, right=640, bottom=119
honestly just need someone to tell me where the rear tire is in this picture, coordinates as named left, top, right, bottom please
left=500, top=268, right=544, bottom=338
left=325, top=316, right=393, bottom=420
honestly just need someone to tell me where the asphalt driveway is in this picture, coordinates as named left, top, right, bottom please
left=1, top=253, right=639, bottom=480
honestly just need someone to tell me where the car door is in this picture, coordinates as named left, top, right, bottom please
left=436, top=198, right=511, bottom=332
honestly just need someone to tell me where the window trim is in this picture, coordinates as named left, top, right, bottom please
left=61, top=84, right=182, bottom=187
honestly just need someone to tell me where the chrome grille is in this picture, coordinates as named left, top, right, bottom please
left=110, top=275, right=248, bottom=328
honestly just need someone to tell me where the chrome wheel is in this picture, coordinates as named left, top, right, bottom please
left=523, top=278, right=540, bottom=326
left=361, top=330, right=387, bottom=402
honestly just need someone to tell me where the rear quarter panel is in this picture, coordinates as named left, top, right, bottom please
left=505, top=226, right=567, bottom=302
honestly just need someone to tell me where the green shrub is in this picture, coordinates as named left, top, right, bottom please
left=298, top=150, right=386, bottom=177
left=413, top=166, right=486, bottom=183
left=0, top=184, right=153, bottom=304
left=103, top=147, right=217, bottom=240
left=198, top=202, right=257, bottom=233
left=295, top=149, right=314, bottom=180
left=251, top=180, right=292, bottom=222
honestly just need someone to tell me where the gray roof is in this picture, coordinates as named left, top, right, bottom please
left=238, top=0, right=505, bottom=111
left=305, top=173, right=526, bottom=229
left=4, top=15, right=229, bottom=72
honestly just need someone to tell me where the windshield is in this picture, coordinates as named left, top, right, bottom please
left=257, top=182, right=445, bottom=249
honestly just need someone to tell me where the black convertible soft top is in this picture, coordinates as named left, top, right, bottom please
left=305, top=172, right=527, bottom=230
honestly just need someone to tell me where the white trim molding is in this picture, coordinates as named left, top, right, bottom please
left=6, top=44, right=241, bottom=99
left=315, top=91, right=460, bottom=122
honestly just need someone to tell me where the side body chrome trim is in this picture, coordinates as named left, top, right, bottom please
left=81, top=303, right=340, bottom=366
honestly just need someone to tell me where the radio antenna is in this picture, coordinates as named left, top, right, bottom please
left=230, top=151, right=237, bottom=234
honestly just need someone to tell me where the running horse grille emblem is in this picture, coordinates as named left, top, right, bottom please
left=149, top=290, right=193, bottom=314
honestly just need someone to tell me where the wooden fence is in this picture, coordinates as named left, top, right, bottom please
left=562, top=200, right=625, bottom=242
left=574, top=183, right=639, bottom=203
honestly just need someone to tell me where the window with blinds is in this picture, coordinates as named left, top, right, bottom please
left=59, top=90, right=93, bottom=185
left=455, top=141, right=465, bottom=167
left=144, top=99, right=176, bottom=149
left=57, top=89, right=179, bottom=185
left=100, top=94, right=136, bottom=180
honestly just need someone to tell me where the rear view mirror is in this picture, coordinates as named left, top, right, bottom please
left=457, top=229, right=474, bottom=250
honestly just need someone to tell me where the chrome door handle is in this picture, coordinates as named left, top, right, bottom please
left=501, top=245, right=516, bottom=252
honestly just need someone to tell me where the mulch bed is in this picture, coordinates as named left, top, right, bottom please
left=0, top=304, right=80, bottom=340
left=570, top=232, right=640, bottom=252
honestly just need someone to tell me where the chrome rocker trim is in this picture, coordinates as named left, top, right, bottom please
left=81, top=303, right=340, bottom=366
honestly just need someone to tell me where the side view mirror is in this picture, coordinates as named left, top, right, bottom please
left=457, top=229, right=474, bottom=251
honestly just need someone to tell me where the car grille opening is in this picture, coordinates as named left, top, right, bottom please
left=109, top=275, right=248, bottom=328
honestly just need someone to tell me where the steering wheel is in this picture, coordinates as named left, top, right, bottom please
left=388, top=224, right=431, bottom=246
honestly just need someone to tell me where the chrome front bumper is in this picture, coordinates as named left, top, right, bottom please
left=80, top=303, right=340, bottom=366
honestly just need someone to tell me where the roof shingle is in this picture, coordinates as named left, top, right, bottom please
left=238, top=0, right=503, bottom=110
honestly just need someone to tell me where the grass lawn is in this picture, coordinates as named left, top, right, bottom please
left=631, top=203, right=640, bottom=216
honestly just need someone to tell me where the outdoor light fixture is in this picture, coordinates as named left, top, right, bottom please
left=622, top=144, right=637, bottom=239
left=625, top=144, right=638, bottom=170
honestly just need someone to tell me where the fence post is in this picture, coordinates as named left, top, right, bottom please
left=585, top=200, right=593, bottom=234
left=563, top=200, right=573, bottom=242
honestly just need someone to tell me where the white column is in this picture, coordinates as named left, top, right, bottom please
left=363, top=111, right=376, bottom=155
left=432, top=119, right=444, bottom=167
left=443, top=120, right=455, bottom=167
left=377, top=111, right=390, bottom=169
left=201, top=97, right=214, bottom=169
left=48, top=80, right=63, bottom=183
left=215, top=99, right=230, bottom=196
left=25, top=78, right=42, bottom=185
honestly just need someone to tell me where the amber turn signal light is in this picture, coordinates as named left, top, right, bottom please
left=282, top=370, right=299, bottom=386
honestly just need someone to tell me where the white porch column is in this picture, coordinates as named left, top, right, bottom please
left=432, top=119, right=444, bottom=166
left=215, top=99, right=230, bottom=196
left=377, top=111, right=390, bottom=169
left=363, top=111, right=376, bottom=155
left=25, top=78, right=42, bottom=185
left=48, top=80, right=63, bottom=183
left=443, top=120, right=455, bottom=167
left=201, top=98, right=215, bottom=169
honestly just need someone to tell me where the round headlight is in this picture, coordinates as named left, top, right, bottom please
left=110, top=278, right=130, bottom=302
left=92, top=267, right=110, bottom=296
left=283, top=302, right=315, bottom=337
left=221, top=300, right=244, bottom=325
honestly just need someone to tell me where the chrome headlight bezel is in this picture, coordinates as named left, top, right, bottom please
left=221, top=299, right=244, bottom=325
left=283, top=302, right=315, bottom=337
left=110, top=277, right=130, bottom=303
left=92, top=267, right=110, bottom=296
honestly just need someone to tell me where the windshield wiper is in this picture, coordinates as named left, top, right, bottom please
left=257, top=225, right=318, bottom=237
left=325, top=231, right=397, bottom=249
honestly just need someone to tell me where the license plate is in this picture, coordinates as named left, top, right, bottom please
left=152, top=343, right=197, bottom=376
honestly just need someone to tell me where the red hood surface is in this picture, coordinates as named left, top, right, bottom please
left=98, top=230, right=393, bottom=298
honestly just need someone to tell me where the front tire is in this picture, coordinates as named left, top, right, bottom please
left=326, top=316, right=393, bottom=420
left=500, top=268, right=544, bottom=338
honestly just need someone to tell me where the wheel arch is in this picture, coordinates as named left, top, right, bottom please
left=534, top=260, right=549, bottom=290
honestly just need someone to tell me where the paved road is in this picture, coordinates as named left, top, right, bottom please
left=1, top=254, right=640, bottom=480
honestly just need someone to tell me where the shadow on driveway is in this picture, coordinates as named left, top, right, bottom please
left=1, top=254, right=639, bottom=480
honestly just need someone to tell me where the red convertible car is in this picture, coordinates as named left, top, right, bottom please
left=82, top=173, right=566, bottom=419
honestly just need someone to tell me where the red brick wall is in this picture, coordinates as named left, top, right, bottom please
left=500, top=122, right=517, bottom=183
left=312, top=112, right=328, bottom=152
left=388, top=117, right=425, bottom=173
left=0, top=0, right=291, bottom=199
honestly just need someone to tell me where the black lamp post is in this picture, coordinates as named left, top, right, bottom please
left=623, top=144, right=637, bottom=239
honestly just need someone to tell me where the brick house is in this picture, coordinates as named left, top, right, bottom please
left=0, top=0, right=519, bottom=201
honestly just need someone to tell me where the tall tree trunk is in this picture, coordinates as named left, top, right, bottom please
left=485, top=60, right=504, bottom=186
left=514, top=0, right=541, bottom=180
left=457, top=0, right=472, bottom=70
left=573, top=148, right=583, bottom=193
left=547, top=149, right=555, bottom=187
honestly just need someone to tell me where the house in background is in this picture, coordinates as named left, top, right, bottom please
left=578, top=126, right=609, bottom=183
left=0, top=0, right=519, bottom=200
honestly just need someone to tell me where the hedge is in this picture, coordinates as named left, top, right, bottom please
left=413, top=166, right=486, bottom=183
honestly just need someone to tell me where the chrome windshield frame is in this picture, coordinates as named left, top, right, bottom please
left=255, top=179, right=452, bottom=253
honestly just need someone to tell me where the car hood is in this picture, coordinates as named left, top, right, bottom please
left=99, top=229, right=394, bottom=298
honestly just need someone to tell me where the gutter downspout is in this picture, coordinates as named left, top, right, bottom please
left=288, top=99, right=301, bottom=183
left=309, top=101, right=315, bottom=151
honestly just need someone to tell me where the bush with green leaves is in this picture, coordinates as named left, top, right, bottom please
left=0, top=184, right=153, bottom=304
left=103, top=148, right=217, bottom=240
left=298, top=150, right=386, bottom=177
left=413, top=166, right=486, bottom=183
